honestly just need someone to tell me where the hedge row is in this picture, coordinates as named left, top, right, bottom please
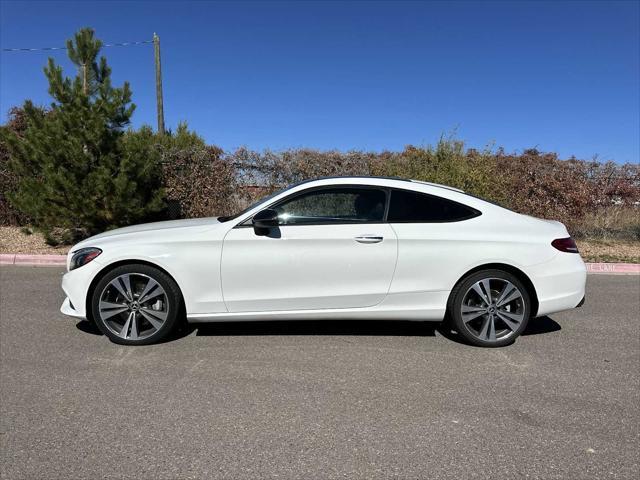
left=2, top=121, right=639, bottom=240
left=158, top=139, right=639, bottom=239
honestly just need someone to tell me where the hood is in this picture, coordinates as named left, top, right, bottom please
left=73, top=217, right=220, bottom=250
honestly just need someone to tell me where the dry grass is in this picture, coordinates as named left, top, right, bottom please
left=576, top=239, right=640, bottom=264
left=572, top=207, right=640, bottom=242
left=2, top=225, right=639, bottom=263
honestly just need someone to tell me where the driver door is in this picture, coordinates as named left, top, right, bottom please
left=221, top=186, right=398, bottom=312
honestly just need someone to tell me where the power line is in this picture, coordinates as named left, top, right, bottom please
left=3, top=34, right=165, bottom=135
left=2, top=40, right=153, bottom=53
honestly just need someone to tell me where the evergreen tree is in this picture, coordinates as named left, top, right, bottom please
left=0, top=28, right=164, bottom=242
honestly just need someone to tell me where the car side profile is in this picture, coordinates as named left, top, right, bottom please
left=60, top=176, right=587, bottom=347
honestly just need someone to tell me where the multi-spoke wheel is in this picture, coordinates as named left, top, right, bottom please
left=91, top=264, right=182, bottom=345
left=449, top=269, right=531, bottom=347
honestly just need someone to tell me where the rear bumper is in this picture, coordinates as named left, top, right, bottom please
left=529, top=253, right=587, bottom=317
left=536, top=287, right=586, bottom=317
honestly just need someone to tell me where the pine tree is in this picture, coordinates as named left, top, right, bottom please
left=1, top=28, right=164, bottom=242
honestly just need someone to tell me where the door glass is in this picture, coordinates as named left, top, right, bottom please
left=274, top=188, right=386, bottom=225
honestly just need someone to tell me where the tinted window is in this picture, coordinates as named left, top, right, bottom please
left=274, top=188, right=386, bottom=225
left=388, top=189, right=479, bottom=223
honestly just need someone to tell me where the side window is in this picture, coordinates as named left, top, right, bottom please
left=274, top=188, right=386, bottom=225
left=388, top=189, right=480, bottom=223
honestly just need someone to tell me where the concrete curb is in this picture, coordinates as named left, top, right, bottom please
left=1, top=253, right=639, bottom=274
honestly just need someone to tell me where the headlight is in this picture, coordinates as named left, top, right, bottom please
left=70, top=247, right=102, bottom=271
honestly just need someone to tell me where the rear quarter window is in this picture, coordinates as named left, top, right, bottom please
left=388, top=189, right=481, bottom=223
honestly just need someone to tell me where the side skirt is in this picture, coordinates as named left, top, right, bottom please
left=187, top=308, right=446, bottom=323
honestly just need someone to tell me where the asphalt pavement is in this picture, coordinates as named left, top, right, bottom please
left=1, top=266, right=638, bottom=479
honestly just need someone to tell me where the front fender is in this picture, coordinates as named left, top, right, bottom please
left=61, top=239, right=226, bottom=319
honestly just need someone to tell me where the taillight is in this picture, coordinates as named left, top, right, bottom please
left=552, top=237, right=579, bottom=253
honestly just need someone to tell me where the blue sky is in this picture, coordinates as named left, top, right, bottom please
left=1, top=0, right=638, bottom=162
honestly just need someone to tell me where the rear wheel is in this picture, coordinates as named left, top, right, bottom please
left=91, top=264, right=182, bottom=345
left=449, top=269, right=531, bottom=347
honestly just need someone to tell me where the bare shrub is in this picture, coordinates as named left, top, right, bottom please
left=228, top=147, right=375, bottom=190
left=161, top=144, right=239, bottom=218
left=0, top=107, right=34, bottom=226
left=216, top=141, right=639, bottom=240
left=495, top=149, right=639, bottom=234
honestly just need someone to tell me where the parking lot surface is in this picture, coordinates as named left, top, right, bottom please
left=1, top=266, right=639, bottom=479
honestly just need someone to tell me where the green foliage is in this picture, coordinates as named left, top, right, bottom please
left=375, top=135, right=502, bottom=203
left=156, top=122, right=206, bottom=150
left=0, top=28, right=164, bottom=239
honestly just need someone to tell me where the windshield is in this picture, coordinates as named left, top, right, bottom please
left=217, top=185, right=292, bottom=222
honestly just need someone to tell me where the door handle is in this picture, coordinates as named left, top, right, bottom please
left=354, top=235, right=383, bottom=244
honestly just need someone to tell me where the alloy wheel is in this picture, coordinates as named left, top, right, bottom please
left=98, top=273, right=169, bottom=341
left=460, top=278, right=526, bottom=342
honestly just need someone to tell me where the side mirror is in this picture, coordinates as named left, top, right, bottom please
left=252, top=209, right=279, bottom=234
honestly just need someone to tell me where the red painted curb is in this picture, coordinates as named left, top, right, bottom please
left=0, top=254, right=638, bottom=274
left=0, top=254, right=16, bottom=265
left=0, top=254, right=66, bottom=266
left=585, top=263, right=640, bottom=274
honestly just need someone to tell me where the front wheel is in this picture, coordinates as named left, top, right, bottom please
left=91, top=264, right=182, bottom=345
left=449, top=269, right=531, bottom=347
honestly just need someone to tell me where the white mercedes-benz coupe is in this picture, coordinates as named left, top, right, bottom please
left=60, top=176, right=586, bottom=347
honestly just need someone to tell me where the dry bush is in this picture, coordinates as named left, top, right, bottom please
left=217, top=142, right=639, bottom=241
left=0, top=107, right=32, bottom=226
left=3, top=116, right=638, bottom=244
left=495, top=151, right=593, bottom=228
left=161, top=145, right=240, bottom=218
left=228, top=147, right=376, bottom=190
left=495, top=150, right=639, bottom=234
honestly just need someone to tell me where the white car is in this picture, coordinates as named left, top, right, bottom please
left=60, top=176, right=586, bottom=347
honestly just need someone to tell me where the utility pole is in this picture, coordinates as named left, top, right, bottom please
left=153, top=33, right=165, bottom=135
left=82, top=63, right=88, bottom=95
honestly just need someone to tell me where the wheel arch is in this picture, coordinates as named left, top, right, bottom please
left=85, top=259, right=186, bottom=323
left=448, top=263, right=539, bottom=317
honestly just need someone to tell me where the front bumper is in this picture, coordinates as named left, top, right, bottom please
left=60, top=259, right=105, bottom=319
left=60, top=297, right=85, bottom=319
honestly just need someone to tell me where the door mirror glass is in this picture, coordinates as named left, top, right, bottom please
left=252, top=208, right=279, bottom=232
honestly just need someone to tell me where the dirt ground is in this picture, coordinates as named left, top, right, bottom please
left=0, top=227, right=71, bottom=255
left=1, top=226, right=639, bottom=263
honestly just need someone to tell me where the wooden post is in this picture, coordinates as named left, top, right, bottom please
left=153, top=33, right=165, bottom=135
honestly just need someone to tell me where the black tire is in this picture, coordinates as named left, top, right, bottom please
left=91, top=263, right=182, bottom=345
left=448, top=269, right=531, bottom=347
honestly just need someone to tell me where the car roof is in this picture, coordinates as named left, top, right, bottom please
left=286, top=176, right=507, bottom=215
left=232, top=175, right=509, bottom=224
left=292, top=176, right=465, bottom=194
